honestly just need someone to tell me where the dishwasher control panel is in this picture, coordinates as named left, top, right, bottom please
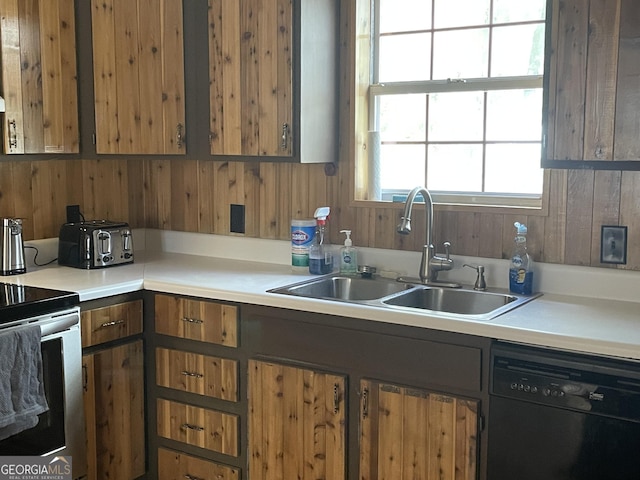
left=491, top=343, right=640, bottom=421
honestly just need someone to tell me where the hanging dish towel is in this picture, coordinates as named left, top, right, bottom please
left=0, top=324, right=49, bottom=441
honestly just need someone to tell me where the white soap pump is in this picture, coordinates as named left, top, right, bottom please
left=339, top=229, right=358, bottom=275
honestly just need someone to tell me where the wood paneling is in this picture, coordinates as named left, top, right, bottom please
left=2, top=1, right=640, bottom=272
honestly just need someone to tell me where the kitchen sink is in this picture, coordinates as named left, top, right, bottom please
left=269, top=275, right=539, bottom=320
left=269, top=275, right=414, bottom=301
left=383, top=287, right=525, bottom=318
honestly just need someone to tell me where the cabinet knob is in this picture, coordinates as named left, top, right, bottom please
left=8, top=119, right=18, bottom=150
left=176, top=123, right=185, bottom=149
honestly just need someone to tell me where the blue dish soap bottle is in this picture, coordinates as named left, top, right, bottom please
left=509, top=222, right=534, bottom=295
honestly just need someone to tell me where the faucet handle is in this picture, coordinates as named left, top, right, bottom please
left=443, top=241, right=451, bottom=260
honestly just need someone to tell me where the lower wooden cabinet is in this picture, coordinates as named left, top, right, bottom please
left=359, top=379, right=479, bottom=480
left=81, top=299, right=145, bottom=480
left=157, top=447, right=239, bottom=480
left=83, top=340, right=145, bottom=480
left=247, top=359, right=347, bottom=480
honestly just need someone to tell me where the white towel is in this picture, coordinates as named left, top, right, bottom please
left=0, top=324, right=49, bottom=441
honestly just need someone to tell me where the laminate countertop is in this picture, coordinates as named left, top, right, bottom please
left=5, top=244, right=640, bottom=362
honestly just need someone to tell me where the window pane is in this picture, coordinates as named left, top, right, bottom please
left=380, top=0, right=432, bottom=33
left=486, top=89, right=542, bottom=141
left=379, top=94, right=426, bottom=141
left=433, top=28, right=489, bottom=79
left=379, top=144, right=426, bottom=190
left=485, top=144, right=543, bottom=194
left=429, top=92, right=484, bottom=141
left=493, top=0, right=546, bottom=23
left=434, top=0, right=489, bottom=28
left=379, top=33, right=431, bottom=82
left=491, top=24, right=545, bottom=77
left=427, top=144, right=483, bottom=191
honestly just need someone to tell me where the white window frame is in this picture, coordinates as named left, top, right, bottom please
left=361, top=1, right=548, bottom=210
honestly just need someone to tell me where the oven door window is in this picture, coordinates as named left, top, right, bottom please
left=0, top=337, right=65, bottom=455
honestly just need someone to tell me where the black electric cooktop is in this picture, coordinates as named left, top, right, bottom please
left=0, top=282, right=79, bottom=325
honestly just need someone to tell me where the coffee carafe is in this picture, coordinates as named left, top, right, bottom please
left=1, top=218, right=26, bottom=275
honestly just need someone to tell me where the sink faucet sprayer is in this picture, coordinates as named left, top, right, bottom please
left=397, top=186, right=460, bottom=287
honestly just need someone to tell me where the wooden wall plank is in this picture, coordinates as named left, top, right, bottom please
left=113, top=0, right=142, bottom=154
left=552, top=0, right=588, bottom=160
left=619, top=172, right=640, bottom=269
left=137, top=0, right=164, bottom=153
left=240, top=0, right=259, bottom=155
left=243, top=162, right=261, bottom=237
left=583, top=0, right=620, bottom=161
left=144, top=159, right=172, bottom=229
left=161, top=0, right=186, bottom=154
left=91, top=0, right=119, bottom=153
left=613, top=0, right=640, bottom=160
left=564, top=170, right=594, bottom=265
left=170, top=160, right=199, bottom=232
left=277, top=0, right=293, bottom=156
left=592, top=171, right=621, bottom=266
left=18, top=0, right=44, bottom=153
left=542, top=169, right=568, bottom=263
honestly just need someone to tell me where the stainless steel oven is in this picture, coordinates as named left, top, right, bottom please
left=0, top=285, right=86, bottom=480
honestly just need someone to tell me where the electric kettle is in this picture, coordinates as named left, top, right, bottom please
left=1, top=218, right=26, bottom=275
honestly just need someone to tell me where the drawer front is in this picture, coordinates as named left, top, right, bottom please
left=156, top=399, right=239, bottom=457
left=157, top=448, right=239, bottom=480
left=156, top=347, right=238, bottom=402
left=155, top=295, right=238, bottom=347
left=81, top=300, right=143, bottom=348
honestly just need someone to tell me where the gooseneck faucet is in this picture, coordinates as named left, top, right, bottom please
left=397, top=186, right=458, bottom=286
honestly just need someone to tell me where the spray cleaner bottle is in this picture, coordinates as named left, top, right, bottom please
left=509, top=222, right=534, bottom=294
left=309, top=207, right=333, bottom=274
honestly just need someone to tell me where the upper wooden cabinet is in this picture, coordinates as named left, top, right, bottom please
left=0, top=0, right=79, bottom=154
left=207, top=0, right=338, bottom=162
left=543, top=0, right=640, bottom=166
left=90, top=0, right=186, bottom=154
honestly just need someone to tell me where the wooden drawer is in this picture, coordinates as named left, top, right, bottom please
left=156, top=347, right=238, bottom=402
left=81, top=300, right=143, bottom=348
left=155, top=295, right=238, bottom=347
left=157, top=399, right=239, bottom=457
left=157, top=448, right=239, bottom=480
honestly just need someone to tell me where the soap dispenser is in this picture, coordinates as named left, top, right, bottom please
left=339, top=230, right=358, bottom=275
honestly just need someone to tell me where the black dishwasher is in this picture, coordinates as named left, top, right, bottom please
left=488, top=342, right=640, bottom=480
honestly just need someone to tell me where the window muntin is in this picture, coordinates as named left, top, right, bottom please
left=368, top=0, right=546, bottom=207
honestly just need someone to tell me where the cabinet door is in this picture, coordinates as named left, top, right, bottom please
left=91, top=0, right=186, bottom=154
left=0, top=0, right=79, bottom=154
left=81, top=299, right=143, bottom=348
left=83, top=340, right=146, bottom=480
left=544, top=0, right=640, bottom=164
left=208, top=0, right=292, bottom=156
left=359, top=379, right=478, bottom=480
left=248, top=359, right=346, bottom=480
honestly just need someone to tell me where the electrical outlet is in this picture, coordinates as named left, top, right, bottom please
left=230, top=204, right=245, bottom=234
left=66, top=204, right=81, bottom=223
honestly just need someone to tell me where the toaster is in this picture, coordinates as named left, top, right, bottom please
left=58, top=220, right=134, bottom=269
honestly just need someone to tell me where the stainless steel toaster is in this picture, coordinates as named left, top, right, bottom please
left=58, top=220, right=134, bottom=269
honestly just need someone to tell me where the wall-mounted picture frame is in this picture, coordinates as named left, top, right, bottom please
left=600, top=225, right=627, bottom=265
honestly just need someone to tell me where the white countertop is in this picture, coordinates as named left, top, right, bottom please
left=6, top=230, right=640, bottom=361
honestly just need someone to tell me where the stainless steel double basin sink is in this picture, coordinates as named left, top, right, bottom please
left=268, top=275, right=539, bottom=321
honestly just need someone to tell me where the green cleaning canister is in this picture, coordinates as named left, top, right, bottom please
left=291, top=219, right=316, bottom=270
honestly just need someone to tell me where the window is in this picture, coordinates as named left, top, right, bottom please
left=362, top=0, right=547, bottom=208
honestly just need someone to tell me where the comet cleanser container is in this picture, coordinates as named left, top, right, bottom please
left=291, top=219, right=316, bottom=271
